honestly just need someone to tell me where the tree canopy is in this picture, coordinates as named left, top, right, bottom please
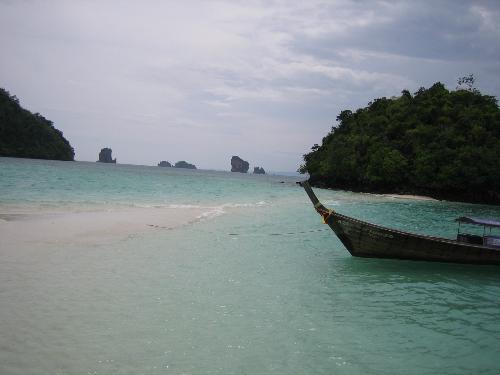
left=300, top=82, right=500, bottom=204
left=0, top=88, right=74, bottom=161
left=174, top=161, right=197, bottom=169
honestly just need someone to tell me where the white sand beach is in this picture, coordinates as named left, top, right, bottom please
left=0, top=206, right=211, bottom=250
left=357, top=191, right=437, bottom=201
left=382, top=194, right=437, bottom=201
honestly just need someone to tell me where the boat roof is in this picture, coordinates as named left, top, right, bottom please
left=456, top=216, right=500, bottom=228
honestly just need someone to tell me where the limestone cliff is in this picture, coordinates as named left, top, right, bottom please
left=97, top=148, right=116, bottom=163
left=231, top=156, right=249, bottom=173
left=253, top=166, right=266, bottom=174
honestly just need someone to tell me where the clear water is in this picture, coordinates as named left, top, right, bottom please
left=1, top=157, right=500, bottom=375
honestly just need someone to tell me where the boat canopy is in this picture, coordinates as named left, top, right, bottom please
left=456, top=216, right=500, bottom=229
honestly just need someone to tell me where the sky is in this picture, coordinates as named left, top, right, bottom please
left=1, top=0, right=500, bottom=172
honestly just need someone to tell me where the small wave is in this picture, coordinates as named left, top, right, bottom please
left=125, top=203, right=204, bottom=209
left=221, top=201, right=268, bottom=208
left=167, top=204, right=204, bottom=209
left=124, top=203, right=185, bottom=209
left=127, top=201, right=268, bottom=210
left=324, top=200, right=340, bottom=206
left=196, top=207, right=226, bottom=221
left=129, top=203, right=164, bottom=208
left=192, top=201, right=268, bottom=223
left=126, top=201, right=269, bottom=225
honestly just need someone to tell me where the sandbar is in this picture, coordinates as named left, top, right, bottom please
left=0, top=205, right=212, bottom=250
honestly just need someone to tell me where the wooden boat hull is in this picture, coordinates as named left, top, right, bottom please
left=300, top=182, right=500, bottom=265
left=328, top=211, right=500, bottom=265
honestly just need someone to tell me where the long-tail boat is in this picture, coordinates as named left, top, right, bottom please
left=299, top=181, right=500, bottom=265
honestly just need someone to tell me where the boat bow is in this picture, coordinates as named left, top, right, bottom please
left=298, top=181, right=500, bottom=265
left=298, top=181, right=333, bottom=223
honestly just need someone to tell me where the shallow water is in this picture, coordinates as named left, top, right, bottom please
left=1, top=157, right=500, bottom=374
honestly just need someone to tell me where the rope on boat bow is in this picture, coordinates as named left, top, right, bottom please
left=314, top=202, right=334, bottom=224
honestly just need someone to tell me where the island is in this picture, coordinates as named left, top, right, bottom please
left=253, top=166, right=266, bottom=174
left=0, top=88, right=74, bottom=161
left=158, top=161, right=172, bottom=167
left=97, top=148, right=116, bottom=163
left=299, top=80, right=500, bottom=205
left=231, top=156, right=249, bottom=173
left=174, top=161, right=196, bottom=169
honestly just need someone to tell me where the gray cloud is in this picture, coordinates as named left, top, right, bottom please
left=1, top=0, right=499, bottom=171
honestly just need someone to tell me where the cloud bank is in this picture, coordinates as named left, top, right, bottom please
left=1, top=0, right=499, bottom=171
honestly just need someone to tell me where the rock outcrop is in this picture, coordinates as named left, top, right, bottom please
left=158, top=161, right=172, bottom=167
left=231, top=156, right=249, bottom=173
left=174, top=161, right=196, bottom=169
left=253, top=166, right=266, bottom=174
left=97, top=148, right=116, bottom=163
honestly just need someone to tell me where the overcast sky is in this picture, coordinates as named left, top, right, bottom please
left=1, top=0, right=499, bottom=172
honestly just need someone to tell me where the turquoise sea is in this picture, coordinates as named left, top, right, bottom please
left=1, top=157, right=500, bottom=375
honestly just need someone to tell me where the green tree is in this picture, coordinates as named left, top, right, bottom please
left=300, top=81, right=500, bottom=204
left=0, top=88, right=74, bottom=161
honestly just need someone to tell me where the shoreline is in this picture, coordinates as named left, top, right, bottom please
left=309, top=181, right=500, bottom=206
left=0, top=205, right=216, bottom=250
left=316, top=187, right=438, bottom=202
left=309, top=183, right=437, bottom=202
left=373, top=193, right=437, bottom=201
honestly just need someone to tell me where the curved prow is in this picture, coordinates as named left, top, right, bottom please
left=298, top=181, right=332, bottom=218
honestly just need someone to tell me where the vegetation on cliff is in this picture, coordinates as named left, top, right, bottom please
left=174, top=161, right=196, bottom=169
left=300, top=80, right=500, bottom=204
left=158, top=161, right=172, bottom=167
left=0, top=88, right=74, bottom=161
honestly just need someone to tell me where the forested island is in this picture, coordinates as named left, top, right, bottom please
left=0, top=88, right=74, bottom=161
left=158, top=161, right=196, bottom=169
left=300, top=80, right=500, bottom=205
left=174, top=161, right=196, bottom=169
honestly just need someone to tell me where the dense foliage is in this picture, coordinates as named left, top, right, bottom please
left=0, top=88, right=74, bottom=161
left=174, top=161, right=196, bottom=169
left=300, top=82, right=500, bottom=204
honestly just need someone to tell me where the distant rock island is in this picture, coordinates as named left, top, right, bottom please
left=231, top=156, right=249, bottom=173
left=253, top=166, right=266, bottom=174
left=300, top=79, right=500, bottom=205
left=0, top=88, right=74, bottom=161
left=158, top=161, right=172, bottom=167
left=174, top=161, right=196, bottom=169
left=97, top=148, right=116, bottom=163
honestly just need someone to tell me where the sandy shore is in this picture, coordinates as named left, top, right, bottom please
left=0, top=205, right=213, bottom=250
left=382, top=194, right=437, bottom=201
left=358, top=192, right=437, bottom=201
